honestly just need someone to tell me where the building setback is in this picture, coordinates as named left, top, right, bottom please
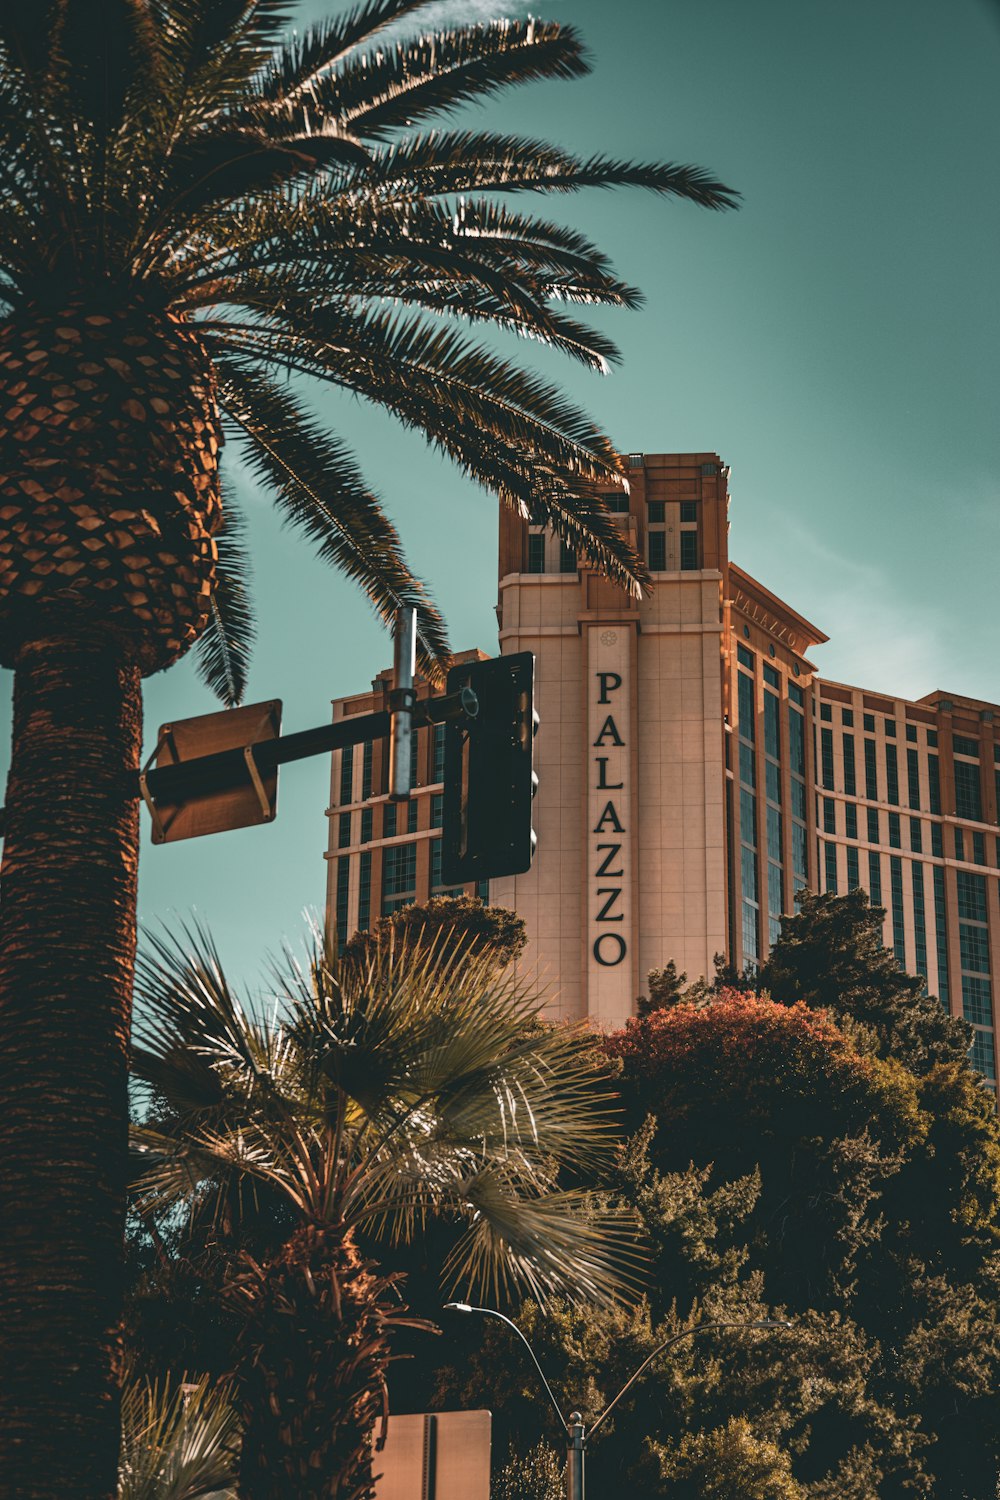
left=326, top=452, right=1000, bottom=1091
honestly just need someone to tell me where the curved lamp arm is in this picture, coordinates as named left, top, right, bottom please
left=588, top=1318, right=791, bottom=1437
left=444, top=1303, right=570, bottom=1438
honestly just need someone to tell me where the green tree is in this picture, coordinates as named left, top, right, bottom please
left=340, top=894, right=526, bottom=973
left=130, top=923, right=636, bottom=1500
left=759, top=889, right=970, bottom=1073
left=0, top=4, right=736, bottom=1491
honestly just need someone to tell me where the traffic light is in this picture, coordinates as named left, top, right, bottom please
left=441, top=652, right=538, bottom=885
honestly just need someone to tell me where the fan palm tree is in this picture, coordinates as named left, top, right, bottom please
left=130, top=924, right=637, bottom=1500
left=0, top=2, right=735, bottom=1493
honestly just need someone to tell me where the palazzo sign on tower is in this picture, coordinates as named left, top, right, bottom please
left=587, top=625, right=635, bottom=1027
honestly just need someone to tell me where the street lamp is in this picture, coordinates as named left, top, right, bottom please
left=444, top=1302, right=791, bottom=1500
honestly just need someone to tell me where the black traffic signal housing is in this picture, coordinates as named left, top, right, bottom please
left=441, top=652, right=538, bottom=885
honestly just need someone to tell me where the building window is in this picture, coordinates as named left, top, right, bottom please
left=957, top=870, right=987, bottom=923
left=885, top=743, right=899, bottom=805
left=432, top=723, right=446, bottom=784
left=867, top=807, right=880, bottom=844
left=407, top=798, right=419, bottom=834
left=912, top=862, right=928, bottom=980
left=847, top=847, right=860, bottom=889
left=864, top=739, right=878, bottom=801
left=361, top=739, right=373, bottom=800
left=431, top=792, right=444, bottom=829
left=888, top=811, right=901, bottom=848
left=339, top=746, right=354, bottom=806
left=559, top=541, right=577, bottom=574
left=863, top=713, right=875, bottom=733
left=680, top=531, right=698, bottom=570
left=907, top=748, right=920, bottom=810
left=764, top=693, right=781, bottom=760
left=845, top=803, right=858, bottom=840
left=823, top=797, right=836, bottom=835
left=383, top=841, right=417, bottom=906
left=906, top=724, right=917, bottom=743
left=647, top=501, right=665, bottom=522
left=338, top=811, right=352, bottom=849
left=358, top=850, right=372, bottom=931
left=361, top=807, right=373, bottom=844
left=842, top=707, right=855, bottom=726
left=789, top=681, right=804, bottom=707
left=970, top=1029, right=997, bottom=1082
left=821, top=728, right=834, bottom=790
left=738, top=673, right=756, bottom=741
left=932, top=865, right=949, bottom=1004
left=738, top=644, right=755, bottom=672
left=973, top=831, right=986, bottom=865
left=788, top=707, right=805, bottom=778
left=680, top=500, right=697, bottom=522
left=824, top=841, right=838, bottom=893
left=930, top=821, right=942, bottom=858
left=963, top=975, right=993, bottom=1027
left=928, top=729, right=938, bottom=748
left=843, top=734, right=857, bottom=796
left=869, top=850, right=884, bottom=911
left=927, top=755, right=941, bottom=814
left=603, top=493, right=630, bottom=513
left=955, top=761, right=983, bottom=822
left=527, top=532, right=545, bottom=573
left=960, top=923, right=991, bottom=975
left=335, top=855, right=351, bottom=954
left=885, top=718, right=897, bottom=738
left=955, top=827, right=965, bottom=861
left=384, top=802, right=397, bottom=839
left=909, top=817, right=922, bottom=853
left=820, top=702, right=832, bottom=722
left=648, top=531, right=666, bottom=571
left=890, top=856, right=906, bottom=966
left=763, top=663, right=780, bottom=690
left=954, top=735, right=980, bottom=759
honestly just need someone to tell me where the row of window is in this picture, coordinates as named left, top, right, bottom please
left=337, top=728, right=446, bottom=809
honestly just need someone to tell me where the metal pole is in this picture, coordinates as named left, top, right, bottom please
left=388, top=606, right=417, bottom=800
left=566, top=1412, right=585, bottom=1500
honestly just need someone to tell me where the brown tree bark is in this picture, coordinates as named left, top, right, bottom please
left=232, top=1223, right=427, bottom=1500
left=0, top=630, right=142, bottom=1500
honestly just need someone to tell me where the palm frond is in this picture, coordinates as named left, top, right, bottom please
left=255, top=0, right=440, bottom=101
left=305, top=20, right=591, bottom=142
left=215, top=355, right=450, bottom=675
left=118, top=1370, right=239, bottom=1500
left=357, top=130, right=740, bottom=208
left=194, top=492, right=256, bottom=708
left=129, top=919, right=640, bottom=1305
left=442, top=1176, right=644, bottom=1309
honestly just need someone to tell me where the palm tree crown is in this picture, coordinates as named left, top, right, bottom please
left=0, top=0, right=737, bottom=695
left=131, top=923, right=634, bottom=1305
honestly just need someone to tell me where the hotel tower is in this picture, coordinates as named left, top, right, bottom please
left=326, top=452, right=1000, bottom=1090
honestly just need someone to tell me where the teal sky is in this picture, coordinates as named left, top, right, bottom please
left=4, top=0, right=998, bottom=982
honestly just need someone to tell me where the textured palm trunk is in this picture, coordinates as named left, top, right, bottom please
left=0, top=630, right=142, bottom=1500
left=233, top=1223, right=424, bottom=1500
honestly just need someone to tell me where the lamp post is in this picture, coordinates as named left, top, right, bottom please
left=444, top=1302, right=791, bottom=1500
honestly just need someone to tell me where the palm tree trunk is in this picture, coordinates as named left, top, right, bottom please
left=233, top=1223, right=418, bottom=1500
left=0, top=630, right=143, bottom=1500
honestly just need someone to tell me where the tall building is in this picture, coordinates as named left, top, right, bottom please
left=326, top=451, right=1000, bottom=1088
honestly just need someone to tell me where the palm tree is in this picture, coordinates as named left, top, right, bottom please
left=130, top=924, right=636, bottom=1500
left=0, top=3, right=735, bottom=1492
